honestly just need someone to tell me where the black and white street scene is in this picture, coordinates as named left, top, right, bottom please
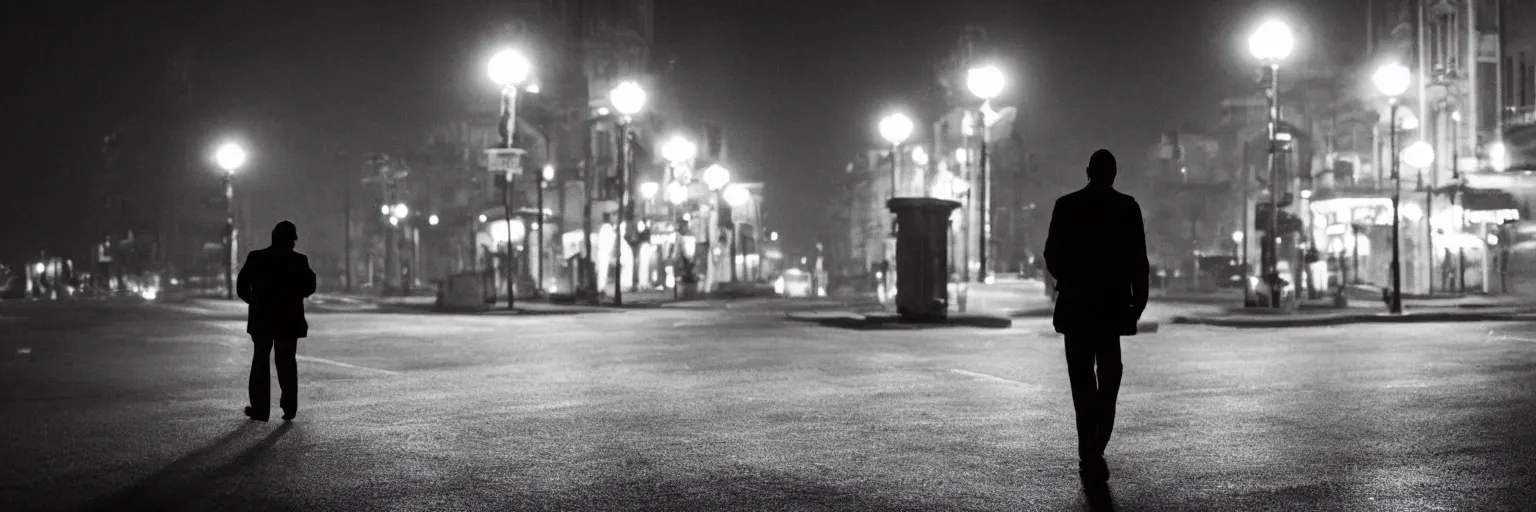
left=3, top=1, right=1536, bottom=510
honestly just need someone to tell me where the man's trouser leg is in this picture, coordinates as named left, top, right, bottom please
left=274, top=337, right=298, bottom=414
left=1065, top=335, right=1123, bottom=460
left=249, top=336, right=274, bottom=415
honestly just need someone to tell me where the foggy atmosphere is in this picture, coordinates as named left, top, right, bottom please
left=3, top=0, right=1536, bottom=509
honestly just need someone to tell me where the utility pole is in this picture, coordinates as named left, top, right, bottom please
left=343, top=161, right=353, bottom=293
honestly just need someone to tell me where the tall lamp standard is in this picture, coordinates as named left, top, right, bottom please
left=538, top=164, right=554, bottom=296
left=878, top=113, right=914, bottom=200
left=662, top=135, right=698, bottom=298
left=1374, top=62, right=1412, bottom=313
left=388, top=203, right=415, bottom=294
left=488, top=48, right=532, bottom=310
left=214, top=142, right=247, bottom=300
left=609, top=80, right=647, bottom=306
left=723, top=184, right=751, bottom=282
left=966, top=64, right=1005, bottom=283
left=702, top=164, right=732, bottom=286
left=1402, top=140, right=1436, bottom=296
left=1248, top=18, right=1294, bottom=308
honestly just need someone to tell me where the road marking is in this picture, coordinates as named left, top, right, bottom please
left=295, top=355, right=398, bottom=375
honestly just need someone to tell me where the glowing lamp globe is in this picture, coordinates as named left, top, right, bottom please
left=609, top=81, right=647, bottom=116
left=966, top=65, right=1005, bottom=100
left=703, top=164, right=731, bottom=191
left=911, top=146, right=929, bottom=166
left=1248, top=20, right=1294, bottom=62
left=1373, top=63, right=1411, bottom=97
left=392, top=203, right=409, bottom=219
left=878, top=113, right=913, bottom=146
left=1401, top=141, right=1435, bottom=169
left=723, top=184, right=751, bottom=207
left=666, top=182, right=689, bottom=205
left=488, top=49, right=532, bottom=86
left=214, top=143, right=247, bottom=173
left=639, top=181, right=660, bottom=200
left=661, top=136, right=697, bottom=163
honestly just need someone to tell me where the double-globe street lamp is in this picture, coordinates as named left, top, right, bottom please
left=214, top=142, right=247, bottom=300
left=609, top=80, right=648, bottom=306
left=877, top=112, right=914, bottom=201
left=488, top=48, right=532, bottom=309
left=1248, top=18, right=1294, bottom=308
left=966, top=64, right=1004, bottom=283
left=1373, top=62, right=1412, bottom=313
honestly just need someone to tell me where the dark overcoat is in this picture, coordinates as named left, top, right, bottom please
left=237, top=247, right=317, bottom=338
left=1043, top=185, right=1151, bottom=336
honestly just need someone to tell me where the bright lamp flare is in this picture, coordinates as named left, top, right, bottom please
left=428, top=214, right=440, bottom=226
left=1490, top=142, right=1509, bottom=172
left=1373, top=63, right=1411, bottom=97
left=703, top=164, right=731, bottom=191
left=1401, top=141, right=1436, bottom=169
left=214, top=143, right=246, bottom=172
left=661, top=136, right=697, bottom=163
left=392, top=203, right=409, bottom=219
left=1248, top=19, right=1295, bottom=62
left=723, top=184, right=751, bottom=207
left=666, top=182, right=688, bottom=205
left=878, top=113, right=914, bottom=146
left=954, top=148, right=969, bottom=164
left=1232, top=230, right=1245, bottom=243
left=966, top=65, right=1005, bottom=100
left=639, top=181, right=660, bottom=200
left=541, top=164, right=556, bottom=182
left=488, top=49, right=532, bottom=86
left=609, top=81, right=648, bottom=116
left=911, top=146, right=929, bottom=166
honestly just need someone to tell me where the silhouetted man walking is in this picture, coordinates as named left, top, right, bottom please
left=237, top=221, right=316, bottom=422
left=1043, top=149, right=1150, bottom=487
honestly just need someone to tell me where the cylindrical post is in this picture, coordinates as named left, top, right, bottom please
left=614, top=122, right=628, bottom=306
left=1390, top=102, right=1403, bottom=313
left=537, top=172, right=545, bottom=298
left=225, top=172, right=235, bottom=300
left=977, top=110, right=990, bottom=283
left=502, top=87, right=518, bottom=310
left=1266, top=63, right=1281, bottom=308
left=1241, top=141, right=1253, bottom=306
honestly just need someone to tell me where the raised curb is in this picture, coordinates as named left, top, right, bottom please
left=785, top=311, right=1013, bottom=330
left=1170, top=310, right=1534, bottom=328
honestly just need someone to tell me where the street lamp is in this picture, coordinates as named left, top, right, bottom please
left=967, top=64, right=1005, bottom=284
left=429, top=214, right=439, bottom=226
left=878, top=112, right=913, bottom=199
left=608, top=80, right=647, bottom=305
left=536, top=163, right=554, bottom=297
left=724, top=184, right=752, bottom=282
left=213, top=142, right=246, bottom=300
left=639, top=181, right=660, bottom=202
left=703, top=164, right=732, bottom=284
left=1375, top=61, right=1411, bottom=313
left=489, top=48, right=531, bottom=310
left=1248, top=18, right=1294, bottom=308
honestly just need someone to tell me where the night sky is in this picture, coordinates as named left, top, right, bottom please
left=0, top=0, right=1367, bottom=268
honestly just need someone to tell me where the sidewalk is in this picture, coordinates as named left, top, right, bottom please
left=1169, top=293, right=1536, bottom=328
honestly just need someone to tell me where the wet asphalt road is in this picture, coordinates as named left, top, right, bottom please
left=1, top=299, right=1533, bottom=511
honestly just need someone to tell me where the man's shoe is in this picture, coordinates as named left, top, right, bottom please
left=1079, top=457, right=1109, bottom=486
left=244, top=406, right=269, bottom=422
left=281, top=409, right=296, bottom=421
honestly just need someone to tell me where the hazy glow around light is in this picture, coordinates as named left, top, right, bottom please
left=1232, top=230, right=1245, bottom=243
left=609, top=81, right=648, bottom=116
left=954, top=148, right=969, bottom=164
left=639, top=181, right=660, bottom=200
left=666, top=182, right=688, bottom=205
left=214, top=143, right=247, bottom=172
left=488, top=49, right=532, bottom=86
left=878, top=113, right=914, bottom=146
left=1248, top=19, right=1295, bottom=62
left=1401, top=141, right=1435, bottom=169
left=428, top=214, right=440, bottom=226
left=1490, top=142, right=1509, bottom=172
left=966, top=65, right=1005, bottom=100
left=661, top=136, right=697, bottom=163
left=1373, top=63, right=1411, bottom=97
left=541, top=164, right=555, bottom=182
left=723, top=184, right=751, bottom=207
left=392, top=203, right=409, bottom=219
left=381, top=205, right=391, bottom=215
left=911, top=146, right=929, bottom=166
left=703, top=164, right=731, bottom=191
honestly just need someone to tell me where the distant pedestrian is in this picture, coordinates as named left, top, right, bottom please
left=237, top=221, right=316, bottom=422
left=1043, top=149, right=1150, bottom=488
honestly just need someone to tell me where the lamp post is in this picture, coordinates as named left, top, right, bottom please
left=1374, top=62, right=1411, bottom=313
left=1249, top=18, right=1294, bottom=308
left=724, top=184, right=751, bottom=282
left=911, top=146, right=930, bottom=197
left=703, top=164, right=731, bottom=288
left=1451, top=110, right=1465, bottom=294
left=387, top=203, right=417, bottom=294
left=488, top=48, right=531, bottom=309
left=878, top=113, right=914, bottom=200
left=967, top=65, right=1005, bottom=283
left=1403, top=140, right=1436, bottom=296
left=609, top=80, right=647, bottom=306
left=662, top=135, right=697, bottom=298
left=538, top=164, right=554, bottom=297
left=214, top=142, right=247, bottom=300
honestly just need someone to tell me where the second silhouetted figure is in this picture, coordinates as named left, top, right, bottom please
left=1043, top=149, right=1151, bottom=488
left=237, top=221, right=317, bottom=422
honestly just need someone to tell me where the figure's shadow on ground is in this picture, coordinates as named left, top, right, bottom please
left=1082, top=484, right=1122, bottom=511
left=84, top=421, right=293, bottom=511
